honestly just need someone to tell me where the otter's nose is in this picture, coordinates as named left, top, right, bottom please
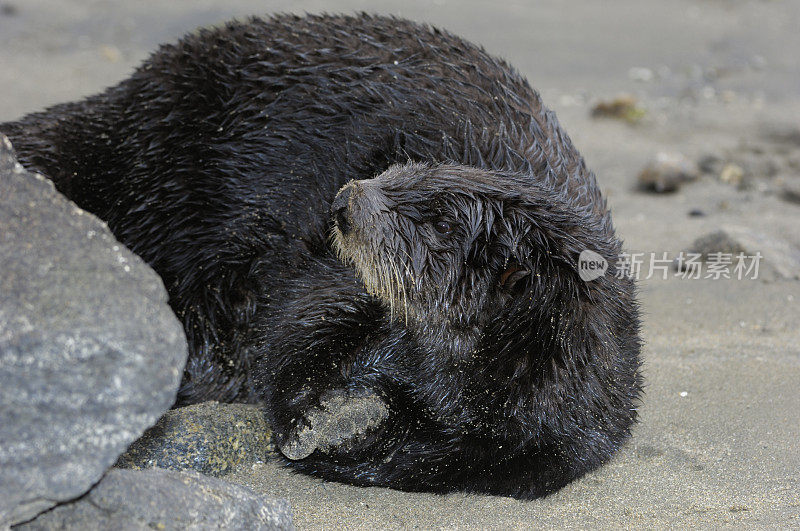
left=331, top=183, right=355, bottom=234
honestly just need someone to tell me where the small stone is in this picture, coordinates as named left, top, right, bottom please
left=683, top=226, right=800, bottom=280
left=100, top=45, right=121, bottom=63
left=698, top=153, right=723, bottom=175
left=637, top=152, right=700, bottom=193
left=0, top=3, right=17, bottom=16
left=787, top=152, right=800, bottom=172
left=763, top=123, right=800, bottom=147
left=116, top=402, right=278, bottom=477
left=591, top=94, right=646, bottom=124
left=780, top=180, right=800, bottom=205
left=690, top=230, right=748, bottom=257
left=736, top=148, right=781, bottom=180
left=719, top=163, right=744, bottom=186
left=688, top=209, right=706, bottom=217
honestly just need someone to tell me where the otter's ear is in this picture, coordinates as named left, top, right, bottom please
left=499, top=264, right=530, bottom=293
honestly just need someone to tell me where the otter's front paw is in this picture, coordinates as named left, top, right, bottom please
left=277, top=389, right=389, bottom=460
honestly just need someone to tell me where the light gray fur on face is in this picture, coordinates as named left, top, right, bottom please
left=332, top=176, right=414, bottom=323
left=331, top=163, right=521, bottom=356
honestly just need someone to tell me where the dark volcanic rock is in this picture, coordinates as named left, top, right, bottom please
left=14, top=468, right=293, bottom=530
left=0, top=135, right=187, bottom=527
left=117, top=401, right=277, bottom=477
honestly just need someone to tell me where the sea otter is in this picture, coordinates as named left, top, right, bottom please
left=1, top=13, right=642, bottom=498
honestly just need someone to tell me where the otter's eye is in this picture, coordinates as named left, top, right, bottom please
left=434, top=220, right=453, bottom=235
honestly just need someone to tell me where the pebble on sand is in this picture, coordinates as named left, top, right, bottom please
left=637, top=152, right=699, bottom=193
left=591, top=94, right=646, bottom=124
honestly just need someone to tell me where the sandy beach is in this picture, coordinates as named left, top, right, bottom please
left=2, top=1, right=798, bottom=528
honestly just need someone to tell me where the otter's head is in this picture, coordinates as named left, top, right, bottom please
left=331, top=162, right=631, bottom=359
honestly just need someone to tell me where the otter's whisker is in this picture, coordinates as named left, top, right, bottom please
left=388, top=254, right=410, bottom=324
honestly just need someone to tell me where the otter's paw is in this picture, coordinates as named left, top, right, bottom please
left=277, top=389, right=389, bottom=460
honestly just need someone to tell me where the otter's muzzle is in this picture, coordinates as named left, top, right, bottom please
left=331, top=182, right=356, bottom=235
left=332, top=179, right=390, bottom=237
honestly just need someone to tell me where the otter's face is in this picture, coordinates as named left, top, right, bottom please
left=330, top=162, right=590, bottom=353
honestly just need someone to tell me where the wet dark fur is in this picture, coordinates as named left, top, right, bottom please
left=1, top=13, right=642, bottom=498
